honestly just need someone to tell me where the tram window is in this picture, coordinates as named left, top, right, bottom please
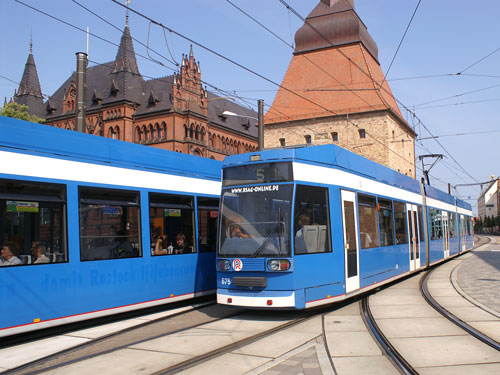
left=430, top=208, right=443, bottom=240
left=449, top=213, right=458, bottom=238
left=197, top=197, right=219, bottom=252
left=79, top=187, right=141, bottom=261
left=149, top=193, right=195, bottom=256
left=0, top=179, right=67, bottom=265
left=417, top=206, right=424, bottom=241
left=378, top=199, right=395, bottom=247
left=467, top=217, right=472, bottom=235
left=294, top=185, right=331, bottom=254
left=394, top=201, right=408, bottom=244
left=357, top=194, right=379, bottom=249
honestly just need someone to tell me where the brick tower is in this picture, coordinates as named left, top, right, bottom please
left=265, top=0, right=416, bottom=177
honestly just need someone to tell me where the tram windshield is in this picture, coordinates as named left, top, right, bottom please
left=219, top=184, right=292, bottom=257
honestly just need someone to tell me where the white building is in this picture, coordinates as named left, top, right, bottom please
left=478, top=179, right=500, bottom=220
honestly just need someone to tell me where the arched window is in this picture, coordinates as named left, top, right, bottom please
left=161, top=122, right=167, bottom=140
left=148, top=124, right=153, bottom=140
left=189, top=124, right=194, bottom=139
left=154, top=122, right=160, bottom=140
left=184, top=124, right=188, bottom=138
left=135, top=126, right=141, bottom=143
left=142, top=125, right=147, bottom=142
left=195, top=125, right=200, bottom=140
left=114, top=126, right=120, bottom=140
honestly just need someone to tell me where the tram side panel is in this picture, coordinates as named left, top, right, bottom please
left=298, top=187, right=345, bottom=308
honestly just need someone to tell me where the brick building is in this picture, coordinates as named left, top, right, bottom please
left=12, top=23, right=258, bottom=160
left=264, top=0, right=416, bottom=177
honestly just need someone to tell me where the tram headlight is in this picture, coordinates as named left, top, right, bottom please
left=217, top=259, right=231, bottom=271
left=268, top=259, right=291, bottom=271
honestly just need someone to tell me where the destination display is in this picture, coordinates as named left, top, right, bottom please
left=222, top=162, right=293, bottom=187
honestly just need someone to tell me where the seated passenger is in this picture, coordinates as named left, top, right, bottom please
left=295, top=214, right=310, bottom=237
left=154, top=234, right=173, bottom=255
left=174, top=233, right=191, bottom=254
left=231, top=225, right=250, bottom=238
left=1, top=241, right=22, bottom=266
left=32, top=243, right=50, bottom=264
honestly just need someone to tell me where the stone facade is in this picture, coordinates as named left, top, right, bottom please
left=265, top=110, right=415, bottom=176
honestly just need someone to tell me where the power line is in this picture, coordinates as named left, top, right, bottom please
left=417, top=97, right=500, bottom=110
left=14, top=0, right=178, bottom=73
left=380, top=0, right=422, bottom=88
left=71, top=0, right=178, bottom=68
left=413, top=82, right=500, bottom=108
left=458, top=46, right=500, bottom=74
left=224, top=0, right=421, bottom=174
left=275, top=1, right=479, bottom=186
left=418, top=129, right=500, bottom=141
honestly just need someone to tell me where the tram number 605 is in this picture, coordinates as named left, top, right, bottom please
left=221, top=277, right=232, bottom=286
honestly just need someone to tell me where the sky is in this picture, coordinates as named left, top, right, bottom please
left=2, top=0, right=500, bottom=214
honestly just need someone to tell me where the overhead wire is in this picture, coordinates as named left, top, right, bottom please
left=14, top=0, right=269, bottom=121
left=71, top=0, right=178, bottom=68
left=223, top=0, right=421, bottom=174
left=275, top=0, right=480, bottom=186
left=14, top=0, right=178, bottom=73
left=379, top=0, right=422, bottom=88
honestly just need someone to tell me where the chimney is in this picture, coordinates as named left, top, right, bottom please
left=75, top=52, right=88, bottom=133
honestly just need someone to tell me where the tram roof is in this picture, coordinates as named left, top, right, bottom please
left=0, top=116, right=222, bottom=181
left=223, top=144, right=472, bottom=212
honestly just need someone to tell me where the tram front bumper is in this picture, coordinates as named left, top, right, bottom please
left=217, top=288, right=296, bottom=308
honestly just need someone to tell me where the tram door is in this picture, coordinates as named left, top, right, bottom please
left=442, top=212, right=450, bottom=257
left=460, top=215, right=466, bottom=252
left=407, top=204, right=421, bottom=271
left=341, top=190, right=360, bottom=293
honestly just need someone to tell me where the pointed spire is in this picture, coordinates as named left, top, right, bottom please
left=113, top=22, right=140, bottom=75
left=13, top=37, right=45, bottom=117
left=189, top=44, right=194, bottom=59
left=16, top=39, right=42, bottom=99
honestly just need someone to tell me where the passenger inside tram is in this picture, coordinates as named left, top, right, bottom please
left=0, top=241, right=22, bottom=266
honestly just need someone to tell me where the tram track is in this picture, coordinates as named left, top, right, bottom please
left=2, top=302, right=244, bottom=375
left=420, top=236, right=500, bottom=352
left=360, top=297, right=418, bottom=375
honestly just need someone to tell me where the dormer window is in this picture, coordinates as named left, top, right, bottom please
left=110, top=79, right=119, bottom=96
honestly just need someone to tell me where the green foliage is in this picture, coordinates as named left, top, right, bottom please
left=0, top=102, right=45, bottom=123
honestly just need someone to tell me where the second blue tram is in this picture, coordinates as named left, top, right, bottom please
left=0, top=116, right=221, bottom=337
left=216, top=145, right=473, bottom=309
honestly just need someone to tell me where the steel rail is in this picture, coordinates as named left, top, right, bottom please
left=3, top=301, right=237, bottom=375
left=361, top=297, right=419, bottom=375
left=420, top=254, right=500, bottom=352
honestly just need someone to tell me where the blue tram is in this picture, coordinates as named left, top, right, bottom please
left=216, top=145, right=473, bottom=309
left=0, top=116, right=221, bottom=336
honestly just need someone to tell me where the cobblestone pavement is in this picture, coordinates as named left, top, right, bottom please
left=457, top=240, right=500, bottom=314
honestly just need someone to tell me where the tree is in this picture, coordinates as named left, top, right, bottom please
left=0, top=102, right=45, bottom=123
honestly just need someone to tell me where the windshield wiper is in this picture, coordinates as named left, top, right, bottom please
left=251, top=231, right=279, bottom=258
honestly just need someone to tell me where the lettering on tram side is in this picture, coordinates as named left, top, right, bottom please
left=231, top=185, right=279, bottom=194
left=41, top=271, right=85, bottom=291
left=90, top=267, right=137, bottom=287
left=221, top=277, right=231, bottom=285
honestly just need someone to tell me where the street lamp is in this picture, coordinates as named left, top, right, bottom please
left=221, top=99, right=264, bottom=151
